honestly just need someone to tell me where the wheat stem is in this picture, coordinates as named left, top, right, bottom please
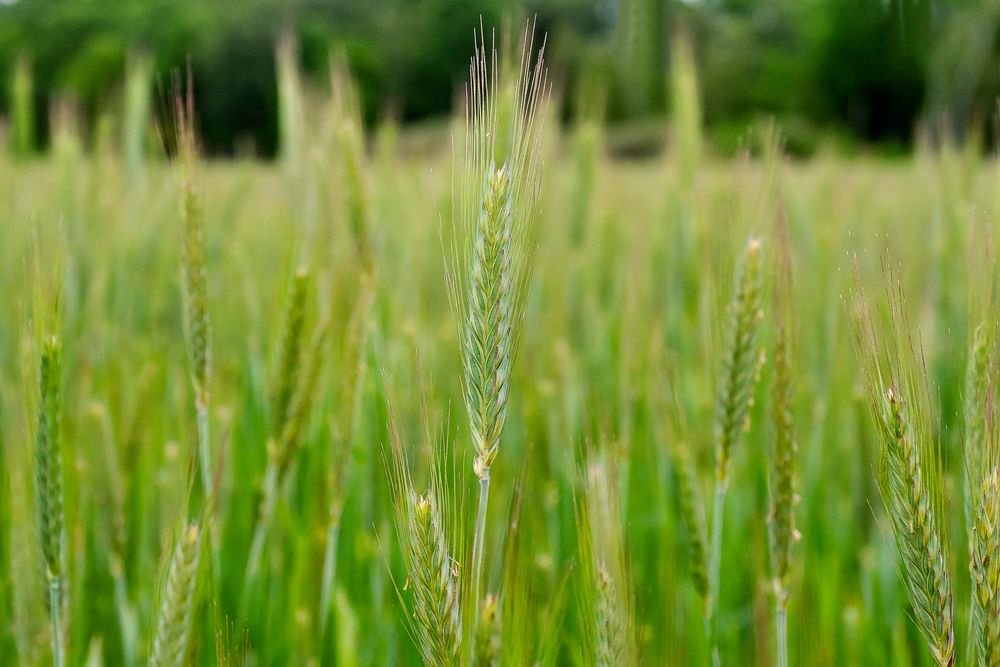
left=49, top=578, right=62, bottom=667
left=470, top=473, right=491, bottom=638
left=195, top=394, right=210, bottom=506
left=243, top=460, right=279, bottom=602
left=708, top=479, right=725, bottom=667
left=775, top=604, right=788, bottom=667
left=319, top=519, right=341, bottom=641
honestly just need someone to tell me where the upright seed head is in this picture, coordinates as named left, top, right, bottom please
left=465, top=162, right=515, bottom=478
left=408, top=491, right=462, bottom=667
left=878, top=387, right=954, bottom=666
left=275, top=318, right=329, bottom=471
left=35, top=334, right=64, bottom=584
left=175, top=82, right=210, bottom=403
left=964, top=325, right=1000, bottom=666
left=447, top=23, right=549, bottom=480
left=271, top=267, right=311, bottom=443
left=384, top=398, right=463, bottom=666
left=850, top=265, right=954, bottom=667
left=767, top=226, right=798, bottom=608
left=595, top=566, right=626, bottom=667
left=714, top=237, right=765, bottom=484
left=670, top=438, right=710, bottom=611
left=576, top=451, right=634, bottom=666
left=151, top=522, right=201, bottom=667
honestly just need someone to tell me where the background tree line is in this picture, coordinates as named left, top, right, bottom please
left=1, top=0, right=998, bottom=157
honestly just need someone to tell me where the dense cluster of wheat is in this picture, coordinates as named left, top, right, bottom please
left=3, top=18, right=1000, bottom=667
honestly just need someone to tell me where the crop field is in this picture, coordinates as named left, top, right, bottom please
left=1, top=28, right=999, bottom=667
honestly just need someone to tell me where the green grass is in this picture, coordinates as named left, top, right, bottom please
left=1, top=33, right=1000, bottom=667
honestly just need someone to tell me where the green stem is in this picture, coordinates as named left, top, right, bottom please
left=244, top=461, right=279, bottom=609
left=49, top=576, right=63, bottom=667
left=196, top=394, right=211, bottom=499
left=708, top=479, right=727, bottom=667
left=195, top=394, right=222, bottom=585
left=319, top=518, right=341, bottom=643
left=470, top=473, right=491, bottom=646
left=111, top=560, right=137, bottom=666
left=775, top=603, right=788, bottom=667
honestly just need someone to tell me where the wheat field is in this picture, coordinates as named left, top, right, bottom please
left=1, top=27, right=999, bottom=667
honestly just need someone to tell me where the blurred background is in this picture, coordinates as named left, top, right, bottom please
left=2, top=0, right=999, bottom=158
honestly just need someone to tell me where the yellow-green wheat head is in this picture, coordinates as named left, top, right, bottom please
left=35, top=335, right=64, bottom=584
left=174, top=81, right=211, bottom=402
left=714, top=237, right=765, bottom=485
left=964, top=323, right=1000, bottom=665
left=851, top=267, right=954, bottom=667
left=384, top=397, right=464, bottom=667
left=575, top=451, right=635, bottom=667
left=447, top=22, right=550, bottom=481
left=767, top=226, right=798, bottom=607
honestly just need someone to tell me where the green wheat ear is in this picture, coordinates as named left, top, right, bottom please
left=173, top=79, right=214, bottom=507
left=575, top=451, right=635, bottom=667
left=706, top=237, right=765, bottom=664
left=463, top=162, right=515, bottom=478
left=966, top=336, right=1000, bottom=665
left=767, top=218, right=798, bottom=667
left=963, top=234, right=1000, bottom=665
left=851, top=265, right=955, bottom=667
left=35, top=335, right=63, bottom=583
left=151, top=522, right=202, bottom=667
left=446, top=22, right=549, bottom=482
left=671, top=436, right=710, bottom=610
left=270, top=267, right=312, bottom=444
left=384, top=396, right=463, bottom=667
left=35, top=334, right=65, bottom=667
left=714, top=237, right=765, bottom=485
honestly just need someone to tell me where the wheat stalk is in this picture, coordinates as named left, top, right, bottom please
left=708, top=237, right=764, bottom=665
left=576, top=450, right=634, bottom=667
left=35, top=334, right=65, bottom=667
left=173, top=81, right=213, bottom=510
left=851, top=264, right=955, bottom=667
left=445, top=21, right=549, bottom=639
left=320, top=271, right=375, bottom=643
left=766, top=219, right=799, bottom=667
left=245, top=267, right=320, bottom=600
left=151, top=522, right=202, bottom=667
left=654, top=350, right=712, bottom=645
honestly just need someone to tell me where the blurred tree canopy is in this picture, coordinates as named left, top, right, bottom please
left=1, top=0, right=998, bottom=156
